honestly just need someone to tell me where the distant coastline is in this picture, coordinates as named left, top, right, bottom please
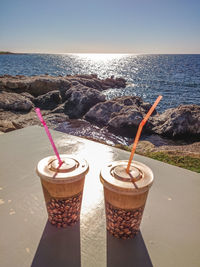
left=0, top=51, right=27, bottom=55
left=0, top=51, right=200, bottom=55
left=0, top=51, right=14, bottom=55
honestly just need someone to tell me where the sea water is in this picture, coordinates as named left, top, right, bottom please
left=0, top=53, right=200, bottom=113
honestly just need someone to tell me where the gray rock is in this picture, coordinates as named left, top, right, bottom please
left=0, top=75, right=72, bottom=97
left=74, top=74, right=98, bottom=79
left=20, top=92, right=35, bottom=102
left=0, top=120, right=16, bottom=132
left=0, top=75, right=126, bottom=99
left=0, top=91, right=33, bottom=112
left=43, top=113, right=69, bottom=126
left=0, top=110, right=69, bottom=132
left=29, top=77, right=71, bottom=97
left=85, top=100, right=123, bottom=125
left=66, top=75, right=126, bottom=91
left=64, top=84, right=105, bottom=118
left=52, top=104, right=65, bottom=114
left=34, top=90, right=62, bottom=110
left=85, top=98, right=200, bottom=139
left=67, top=77, right=102, bottom=91
left=152, top=104, right=200, bottom=138
left=85, top=96, right=156, bottom=135
left=101, top=77, right=126, bottom=89
left=108, top=109, right=144, bottom=133
left=3, top=79, right=30, bottom=92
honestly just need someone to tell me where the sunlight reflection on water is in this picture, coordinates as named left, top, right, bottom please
left=73, top=53, right=130, bottom=62
left=1, top=54, right=200, bottom=112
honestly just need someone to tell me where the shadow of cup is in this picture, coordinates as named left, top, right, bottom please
left=107, top=230, right=153, bottom=267
left=31, top=221, right=81, bottom=267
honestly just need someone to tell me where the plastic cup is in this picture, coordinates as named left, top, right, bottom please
left=36, top=154, right=89, bottom=228
left=100, top=160, right=153, bottom=239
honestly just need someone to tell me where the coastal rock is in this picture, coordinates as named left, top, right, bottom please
left=1, top=74, right=199, bottom=147
left=0, top=75, right=125, bottom=99
left=28, top=77, right=72, bottom=97
left=52, top=104, right=65, bottom=114
left=85, top=96, right=157, bottom=135
left=64, top=84, right=105, bottom=118
left=0, top=120, right=16, bottom=132
left=20, top=92, right=35, bottom=102
left=0, top=75, right=72, bottom=97
left=85, top=100, right=123, bottom=125
left=0, top=110, right=40, bottom=131
left=34, top=90, right=62, bottom=110
left=67, top=76, right=103, bottom=90
left=73, top=74, right=98, bottom=79
left=1, top=78, right=30, bottom=92
left=43, top=113, right=69, bottom=126
left=152, top=104, right=200, bottom=139
left=101, top=77, right=126, bottom=89
left=0, top=110, right=69, bottom=132
left=66, top=75, right=126, bottom=91
left=0, top=91, right=33, bottom=112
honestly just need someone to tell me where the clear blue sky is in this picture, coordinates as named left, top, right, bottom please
left=1, top=0, right=200, bottom=53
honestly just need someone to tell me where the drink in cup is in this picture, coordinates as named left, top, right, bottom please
left=37, top=154, right=89, bottom=228
left=100, top=160, right=153, bottom=239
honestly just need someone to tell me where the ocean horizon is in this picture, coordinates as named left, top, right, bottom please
left=0, top=53, right=200, bottom=113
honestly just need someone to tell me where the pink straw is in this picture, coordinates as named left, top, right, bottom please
left=35, top=108, right=63, bottom=166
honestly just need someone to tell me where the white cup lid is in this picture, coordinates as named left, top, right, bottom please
left=100, top=160, right=154, bottom=194
left=37, top=154, right=89, bottom=182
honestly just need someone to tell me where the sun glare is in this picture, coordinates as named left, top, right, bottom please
left=74, top=53, right=129, bottom=61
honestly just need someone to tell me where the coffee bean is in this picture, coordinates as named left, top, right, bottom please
left=134, top=211, right=139, bottom=217
left=105, top=202, right=144, bottom=239
left=46, top=191, right=82, bottom=228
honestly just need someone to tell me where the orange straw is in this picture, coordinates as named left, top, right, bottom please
left=126, top=95, right=162, bottom=173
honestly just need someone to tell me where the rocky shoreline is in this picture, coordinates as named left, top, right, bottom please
left=0, top=74, right=200, bottom=154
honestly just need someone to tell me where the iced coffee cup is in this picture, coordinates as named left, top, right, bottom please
left=37, top=154, right=89, bottom=228
left=100, top=160, right=153, bottom=239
